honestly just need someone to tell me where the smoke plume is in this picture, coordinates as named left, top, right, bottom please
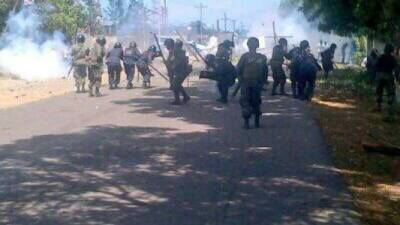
left=0, top=6, right=69, bottom=81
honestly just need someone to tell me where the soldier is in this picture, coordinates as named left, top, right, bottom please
left=136, top=45, right=160, bottom=88
left=71, top=34, right=89, bottom=93
left=237, top=37, right=268, bottom=129
left=215, top=40, right=236, bottom=103
left=298, top=40, right=322, bottom=101
left=374, top=44, right=399, bottom=121
left=106, top=42, right=124, bottom=89
left=321, top=43, right=337, bottom=79
left=270, top=38, right=290, bottom=96
left=164, top=39, right=191, bottom=105
left=88, top=36, right=106, bottom=97
left=288, top=46, right=302, bottom=98
left=123, top=41, right=141, bottom=89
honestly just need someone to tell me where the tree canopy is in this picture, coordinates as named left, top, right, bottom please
left=283, top=0, right=400, bottom=43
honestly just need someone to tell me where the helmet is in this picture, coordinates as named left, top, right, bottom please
left=129, top=41, right=137, bottom=48
left=164, top=38, right=175, bottom=49
left=114, top=42, right=122, bottom=48
left=300, top=40, right=310, bottom=50
left=76, top=34, right=85, bottom=43
left=175, top=39, right=183, bottom=49
left=330, top=43, right=337, bottom=50
left=384, top=43, right=394, bottom=54
left=247, top=37, right=259, bottom=49
left=148, top=45, right=157, bottom=52
left=222, top=40, right=234, bottom=48
left=278, top=38, right=288, bottom=47
left=205, top=54, right=216, bottom=66
left=96, top=36, right=106, bottom=46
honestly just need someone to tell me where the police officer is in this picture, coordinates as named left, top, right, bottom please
left=270, top=38, right=290, bottom=96
left=298, top=40, right=322, bottom=101
left=321, top=43, right=337, bottom=79
left=71, top=34, right=89, bottom=93
left=164, top=39, right=191, bottom=105
left=215, top=40, right=236, bottom=103
left=123, top=41, right=141, bottom=89
left=106, top=42, right=124, bottom=89
left=237, top=37, right=268, bottom=129
left=88, top=36, right=106, bottom=97
left=374, top=44, right=399, bottom=121
left=288, top=46, right=302, bottom=98
left=136, top=45, right=159, bottom=88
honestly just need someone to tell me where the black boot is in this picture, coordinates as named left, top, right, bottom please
left=95, top=87, right=101, bottom=97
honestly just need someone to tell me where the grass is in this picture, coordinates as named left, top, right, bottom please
left=311, top=68, right=400, bottom=225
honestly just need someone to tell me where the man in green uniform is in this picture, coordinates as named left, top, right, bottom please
left=88, top=36, right=106, bottom=97
left=71, top=34, right=89, bottom=93
left=270, top=38, right=290, bottom=96
left=237, top=37, right=269, bottom=129
left=164, top=39, right=191, bottom=105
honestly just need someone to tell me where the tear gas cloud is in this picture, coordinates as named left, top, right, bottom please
left=0, top=7, right=69, bottom=81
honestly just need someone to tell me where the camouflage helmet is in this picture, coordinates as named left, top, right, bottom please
left=278, top=38, right=288, bottom=46
left=300, top=40, right=310, bottom=50
left=114, top=42, right=122, bottom=48
left=129, top=41, right=137, bottom=48
left=164, top=38, right=175, bottom=49
left=175, top=39, right=184, bottom=49
left=247, top=37, right=259, bottom=49
left=76, top=34, right=85, bottom=43
left=96, top=35, right=106, bottom=46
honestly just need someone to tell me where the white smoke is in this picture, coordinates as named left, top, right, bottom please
left=0, top=7, right=69, bottom=81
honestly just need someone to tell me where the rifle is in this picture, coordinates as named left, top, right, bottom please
left=152, top=32, right=170, bottom=82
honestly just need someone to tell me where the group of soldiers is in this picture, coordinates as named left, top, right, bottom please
left=71, top=32, right=398, bottom=129
left=70, top=34, right=192, bottom=105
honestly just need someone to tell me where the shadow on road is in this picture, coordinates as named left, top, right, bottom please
left=0, top=81, right=360, bottom=225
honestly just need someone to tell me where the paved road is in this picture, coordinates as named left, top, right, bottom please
left=0, top=78, right=360, bottom=225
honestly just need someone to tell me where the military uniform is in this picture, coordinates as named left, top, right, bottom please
left=88, top=41, right=105, bottom=97
left=71, top=43, right=89, bottom=92
left=298, top=50, right=321, bottom=101
left=288, top=47, right=301, bottom=97
left=375, top=54, right=399, bottom=115
left=168, top=47, right=191, bottom=104
left=321, top=47, right=336, bottom=78
left=237, top=52, right=268, bottom=122
left=215, top=44, right=236, bottom=103
left=106, top=47, right=123, bottom=89
left=123, top=46, right=140, bottom=88
left=270, top=45, right=289, bottom=95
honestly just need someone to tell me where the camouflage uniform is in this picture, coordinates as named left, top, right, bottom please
left=71, top=43, right=89, bottom=92
left=237, top=52, right=268, bottom=120
left=168, top=47, right=191, bottom=104
left=215, top=44, right=236, bottom=103
left=88, top=41, right=105, bottom=97
left=298, top=50, right=321, bottom=101
left=288, top=47, right=301, bottom=97
left=270, top=45, right=289, bottom=95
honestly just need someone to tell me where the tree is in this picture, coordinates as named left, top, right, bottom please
left=106, top=0, right=125, bottom=26
left=283, top=0, right=400, bottom=43
left=0, top=0, right=16, bottom=32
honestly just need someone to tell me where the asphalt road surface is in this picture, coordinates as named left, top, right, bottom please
left=0, top=77, right=360, bottom=225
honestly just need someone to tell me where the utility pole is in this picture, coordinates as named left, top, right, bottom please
left=223, top=13, right=228, bottom=32
left=195, top=3, right=207, bottom=43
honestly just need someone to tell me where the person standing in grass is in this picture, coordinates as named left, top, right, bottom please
left=374, top=44, right=400, bottom=121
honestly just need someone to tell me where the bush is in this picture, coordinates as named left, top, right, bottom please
left=319, top=68, right=375, bottom=99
